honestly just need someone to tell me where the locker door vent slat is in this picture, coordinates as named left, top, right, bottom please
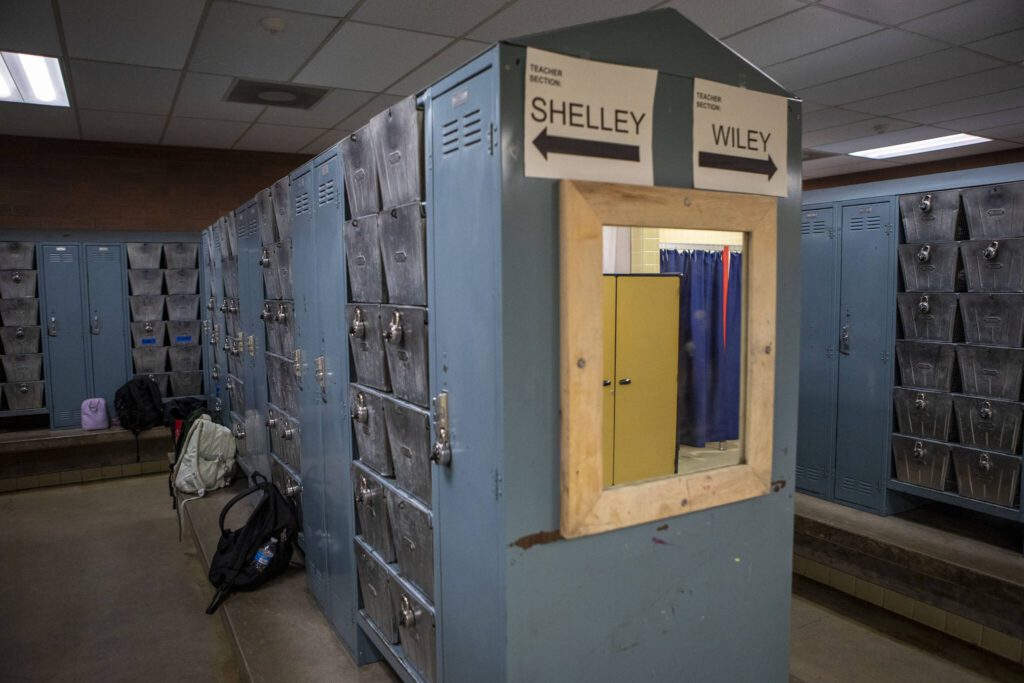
left=317, top=178, right=336, bottom=206
left=462, top=108, right=482, bottom=148
left=295, top=191, right=310, bottom=215
left=441, top=118, right=459, bottom=156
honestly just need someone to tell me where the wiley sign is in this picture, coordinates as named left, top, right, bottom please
left=524, top=48, right=656, bottom=185
left=692, top=78, right=789, bottom=197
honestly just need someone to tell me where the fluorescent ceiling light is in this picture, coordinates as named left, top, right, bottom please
left=849, top=133, right=990, bottom=159
left=0, top=52, right=69, bottom=107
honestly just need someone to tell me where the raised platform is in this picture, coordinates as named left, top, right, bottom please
left=794, top=493, right=1024, bottom=664
left=0, top=425, right=173, bottom=491
left=183, top=479, right=397, bottom=683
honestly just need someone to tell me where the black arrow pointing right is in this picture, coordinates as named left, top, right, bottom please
left=699, top=151, right=778, bottom=180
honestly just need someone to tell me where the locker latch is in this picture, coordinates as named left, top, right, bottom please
left=293, top=349, right=302, bottom=381
left=352, top=392, right=369, bottom=423
left=208, top=296, right=215, bottom=311
left=430, top=391, right=452, bottom=466
left=259, top=248, right=271, bottom=267
left=266, top=412, right=277, bottom=428
left=349, top=308, right=366, bottom=338
left=247, top=335, right=256, bottom=358
left=983, top=241, right=999, bottom=260
left=90, top=314, right=101, bottom=335
left=917, top=295, right=930, bottom=313
left=918, top=194, right=932, bottom=213
left=914, top=393, right=927, bottom=410
left=838, top=323, right=850, bottom=355
left=314, top=355, right=326, bottom=390
left=916, top=244, right=931, bottom=262
left=979, top=401, right=993, bottom=420
left=399, top=595, right=417, bottom=627
left=233, top=422, right=246, bottom=439
left=276, top=304, right=287, bottom=324
left=260, top=302, right=272, bottom=320
left=47, top=315, right=57, bottom=337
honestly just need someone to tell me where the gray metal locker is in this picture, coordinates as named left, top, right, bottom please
left=40, top=245, right=91, bottom=428
left=833, top=200, right=897, bottom=509
left=84, top=245, right=130, bottom=416
left=796, top=207, right=838, bottom=496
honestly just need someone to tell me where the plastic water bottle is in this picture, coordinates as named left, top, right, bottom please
left=253, top=537, right=278, bottom=572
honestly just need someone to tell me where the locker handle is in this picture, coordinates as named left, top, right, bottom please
left=839, top=324, right=850, bottom=355
left=918, top=194, right=932, bottom=213
left=259, top=248, right=271, bottom=267
left=916, top=244, right=931, bottom=263
left=90, top=314, right=101, bottom=335
left=914, top=393, right=927, bottom=410
left=11, top=271, right=22, bottom=284
left=284, top=481, right=301, bottom=497
left=979, top=401, right=993, bottom=420
left=912, top=441, right=925, bottom=461
left=351, top=393, right=369, bottom=423
left=266, top=413, right=277, bottom=428
left=14, top=326, right=25, bottom=339
left=260, top=303, right=271, bottom=320
left=349, top=308, right=366, bottom=338
left=383, top=310, right=403, bottom=344
left=917, top=295, right=930, bottom=314
left=983, top=241, right=999, bottom=260
left=47, top=315, right=58, bottom=337
left=978, top=453, right=993, bottom=473
left=602, top=379, right=612, bottom=387
left=399, top=595, right=417, bottom=628
left=618, top=378, right=632, bottom=385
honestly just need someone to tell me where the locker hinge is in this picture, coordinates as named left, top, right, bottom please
left=828, top=227, right=835, bottom=239
left=824, top=345, right=833, bottom=359
left=315, top=355, right=326, bottom=392
left=881, top=351, right=889, bottom=364
left=884, top=223, right=892, bottom=236
left=488, top=122, right=496, bottom=156
left=493, top=469, right=503, bottom=500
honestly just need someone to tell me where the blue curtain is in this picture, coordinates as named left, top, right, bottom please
left=661, top=249, right=742, bottom=447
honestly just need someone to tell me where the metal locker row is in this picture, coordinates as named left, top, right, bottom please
left=890, top=185, right=1023, bottom=511
left=126, top=242, right=203, bottom=400
left=0, top=241, right=45, bottom=415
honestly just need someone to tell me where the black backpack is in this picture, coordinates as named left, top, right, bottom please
left=206, top=474, right=298, bottom=614
left=114, top=376, right=164, bottom=434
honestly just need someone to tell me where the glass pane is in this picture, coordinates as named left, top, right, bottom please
left=602, top=225, right=745, bottom=487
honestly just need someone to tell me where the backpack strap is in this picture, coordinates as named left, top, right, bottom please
left=217, top=479, right=268, bottom=535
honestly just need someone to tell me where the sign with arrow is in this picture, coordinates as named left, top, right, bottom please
left=524, top=48, right=656, bottom=185
left=693, top=78, right=788, bottom=198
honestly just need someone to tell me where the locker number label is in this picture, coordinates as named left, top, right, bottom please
left=524, top=48, right=656, bottom=185
left=693, top=78, right=788, bottom=197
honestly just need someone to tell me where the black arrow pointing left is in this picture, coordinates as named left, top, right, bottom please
left=533, top=127, right=640, bottom=162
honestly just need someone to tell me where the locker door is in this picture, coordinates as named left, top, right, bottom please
left=41, top=245, right=90, bottom=428
left=833, top=201, right=895, bottom=508
left=240, top=204, right=269, bottom=477
left=612, top=276, right=679, bottom=485
left=430, top=63, right=501, bottom=683
left=85, top=245, right=130, bottom=415
left=311, top=146, right=362, bottom=650
left=291, top=163, right=330, bottom=607
left=602, top=276, right=616, bottom=487
left=796, top=208, right=838, bottom=496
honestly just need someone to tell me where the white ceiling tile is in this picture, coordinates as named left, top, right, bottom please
left=234, top=122, right=324, bottom=152
left=296, top=23, right=450, bottom=91
left=798, top=49, right=1002, bottom=106
left=974, top=122, right=1024, bottom=140
left=336, top=93, right=405, bottom=131
left=258, top=88, right=374, bottom=127
left=301, top=128, right=352, bottom=155
left=802, top=108, right=874, bottom=132
left=933, top=106, right=1024, bottom=134
left=899, top=86, right=1024, bottom=124
left=468, top=0, right=658, bottom=43
left=886, top=138, right=1021, bottom=163
left=70, top=60, right=179, bottom=115
left=818, top=0, right=964, bottom=25
left=250, top=0, right=359, bottom=17
left=1, top=0, right=61, bottom=55
left=844, top=66, right=1024, bottom=116
left=766, top=30, right=944, bottom=91
left=801, top=101, right=829, bottom=113
left=386, top=40, right=489, bottom=95
left=78, top=109, right=166, bottom=144
left=353, top=0, right=509, bottom=37
left=191, top=1, right=338, bottom=81
left=173, top=72, right=265, bottom=122
left=803, top=117, right=918, bottom=148
left=967, top=28, right=1024, bottom=63
left=654, top=0, right=804, bottom=39
left=0, top=103, right=78, bottom=138
left=58, top=0, right=205, bottom=69
left=162, top=117, right=250, bottom=148
left=724, top=6, right=881, bottom=67
left=901, top=0, right=1024, bottom=43
left=812, top=125, right=953, bottom=154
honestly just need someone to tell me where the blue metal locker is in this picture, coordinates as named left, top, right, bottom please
left=291, top=160, right=331, bottom=608
left=833, top=200, right=897, bottom=509
left=240, top=202, right=271, bottom=477
left=310, top=145, right=366, bottom=655
left=40, top=244, right=91, bottom=428
left=84, top=244, right=130, bottom=417
left=428, top=54, right=503, bottom=683
left=796, top=207, right=839, bottom=496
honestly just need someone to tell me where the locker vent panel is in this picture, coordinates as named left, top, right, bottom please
left=441, top=118, right=459, bottom=156
left=317, top=179, right=336, bottom=206
left=801, top=219, right=829, bottom=235
left=847, top=215, right=882, bottom=231
left=48, top=252, right=74, bottom=263
left=88, top=250, right=118, bottom=262
left=795, top=465, right=822, bottom=482
left=56, top=409, right=80, bottom=423
left=295, top=191, right=310, bottom=216
left=239, top=217, right=257, bottom=237
left=462, top=108, right=482, bottom=148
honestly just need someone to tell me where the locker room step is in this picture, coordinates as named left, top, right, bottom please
left=182, top=480, right=397, bottom=683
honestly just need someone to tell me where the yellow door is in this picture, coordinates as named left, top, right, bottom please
left=602, top=276, right=617, bottom=487
left=612, top=276, right=679, bottom=484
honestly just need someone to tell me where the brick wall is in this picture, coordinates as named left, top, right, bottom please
left=0, top=135, right=311, bottom=232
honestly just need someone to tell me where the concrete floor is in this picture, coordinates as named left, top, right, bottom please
left=0, top=475, right=1016, bottom=682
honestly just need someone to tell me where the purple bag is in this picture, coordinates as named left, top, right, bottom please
left=81, top=398, right=109, bottom=430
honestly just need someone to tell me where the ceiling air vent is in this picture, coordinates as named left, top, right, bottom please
left=226, top=79, right=328, bottom=110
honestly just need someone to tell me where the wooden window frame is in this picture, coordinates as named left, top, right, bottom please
left=559, top=180, right=778, bottom=538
